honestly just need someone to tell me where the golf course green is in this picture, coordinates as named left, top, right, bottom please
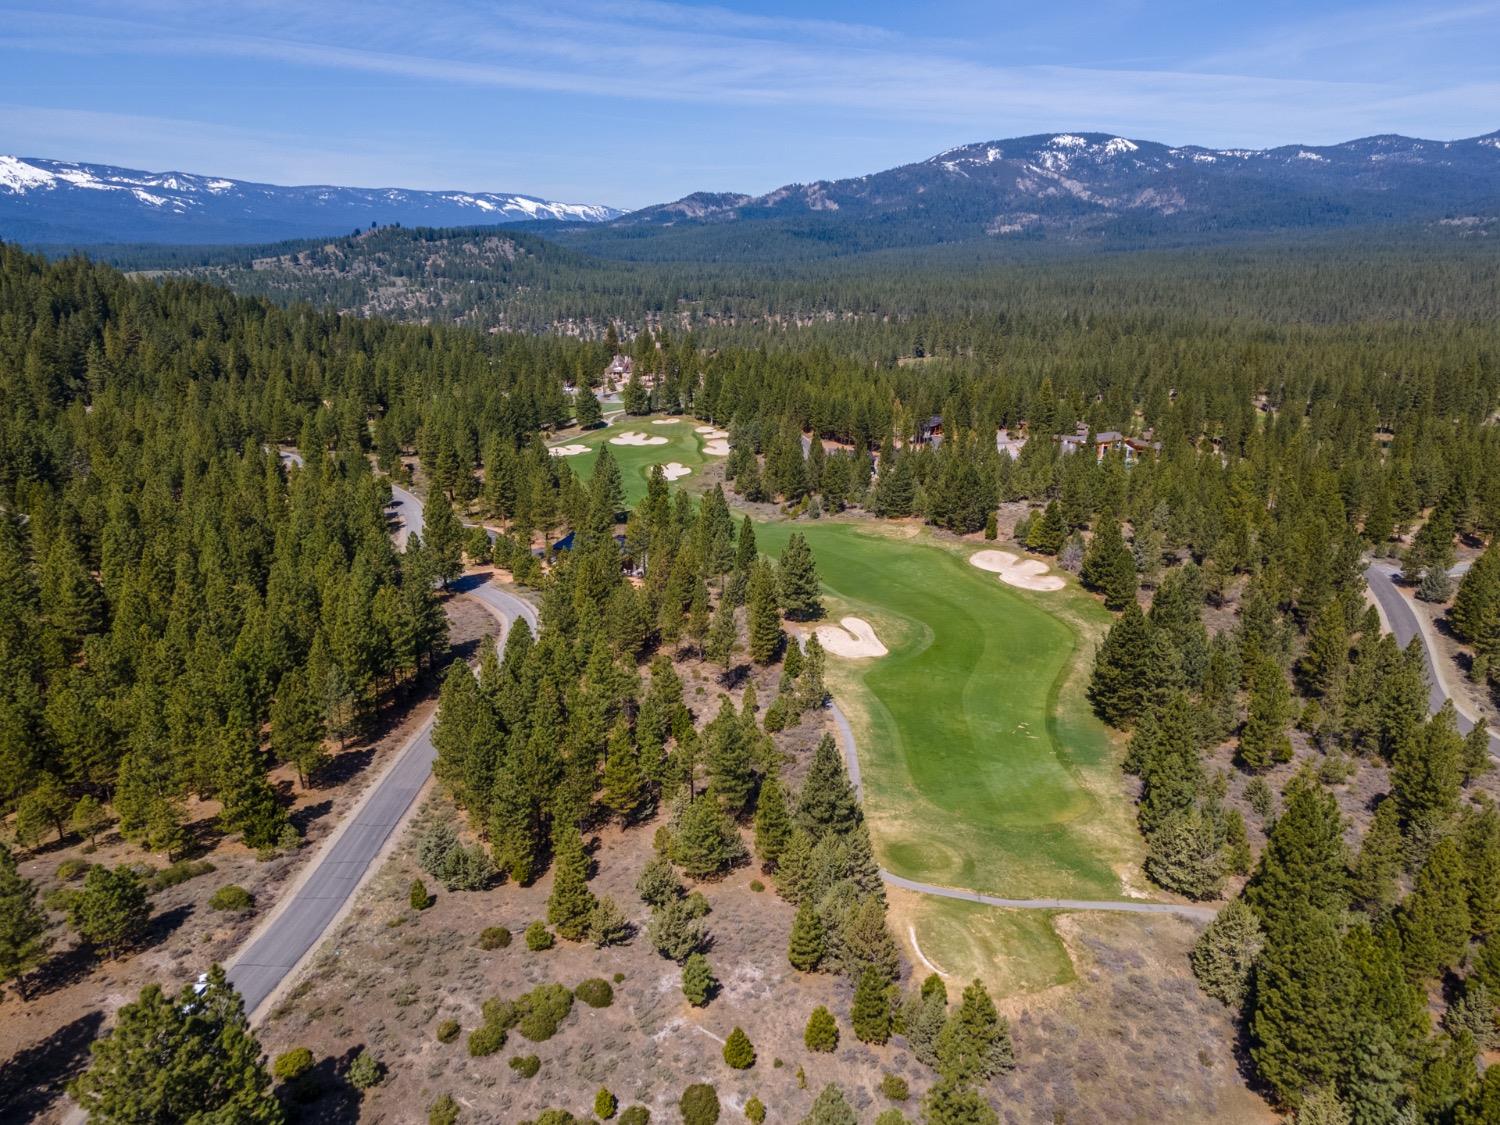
left=550, top=414, right=720, bottom=505
left=756, top=520, right=1141, bottom=903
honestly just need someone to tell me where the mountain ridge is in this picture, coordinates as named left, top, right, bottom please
left=576, top=128, right=1500, bottom=257
left=0, top=155, right=621, bottom=245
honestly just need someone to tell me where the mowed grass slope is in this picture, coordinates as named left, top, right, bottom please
left=550, top=415, right=713, bottom=505
left=757, top=521, right=1141, bottom=902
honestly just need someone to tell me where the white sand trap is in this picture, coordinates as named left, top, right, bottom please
left=695, top=425, right=718, bottom=434
left=969, top=549, right=1065, bottom=591
left=702, top=439, right=730, bottom=456
left=609, top=431, right=670, bottom=447
left=660, top=462, right=692, bottom=481
left=549, top=444, right=589, bottom=457
left=815, top=616, right=889, bottom=658
left=651, top=418, right=681, bottom=425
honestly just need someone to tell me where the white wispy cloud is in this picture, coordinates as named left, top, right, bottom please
left=0, top=0, right=1493, bottom=204
left=1, top=0, right=1484, bottom=140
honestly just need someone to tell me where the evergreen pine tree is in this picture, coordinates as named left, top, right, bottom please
left=216, top=725, right=289, bottom=851
left=1080, top=520, right=1136, bottom=610
left=803, top=1084, right=858, bottom=1125
left=70, top=964, right=280, bottom=1123
left=423, top=494, right=465, bottom=586
left=1246, top=772, right=1349, bottom=938
left=1462, top=722, right=1493, bottom=787
left=747, top=563, right=784, bottom=665
left=722, top=1026, right=755, bottom=1068
left=601, top=721, right=649, bottom=824
left=1249, top=906, right=1355, bottom=1106
left=754, top=771, right=793, bottom=869
left=1392, top=703, right=1464, bottom=856
left=1190, top=898, right=1264, bottom=1009
left=1398, top=835, right=1471, bottom=980
left=681, top=952, right=716, bottom=1006
left=778, top=533, right=823, bottom=621
left=706, top=597, right=737, bottom=675
left=1351, top=797, right=1404, bottom=916
left=936, top=980, right=1014, bottom=1082
left=269, top=667, right=326, bottom=788
left=0, top=843, right=48, bottom=999
left=670, top=793, right=747, bottom=879
left=1026, top=500, right=1067, bottom=555
left=920, top=1077, right=999, bottom=1125
left=69, top=865, right=149, bottom=958
left=804, top=1006, right=839, bottom=1052
left=796, top=734, right=861, bottom=840
left=852, top=966, right=893, bottom=1043
left=1239, top=658, right=1293, bottom=770
left=1088, top=602, right=1171, bottom=727
left=788, top=899, right=825, bottom=972
left=547, top=827, right=598, bottom=941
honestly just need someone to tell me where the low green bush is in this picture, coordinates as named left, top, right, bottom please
left=347, top=1050, right=381, bottom=1090
left=508, top=1054, right=541, bottom=1078
left=595, top=1087, right=617, bottom=1119
left=410, top=878, right=432, bottom=910
left=150, top=859, right=215, bottom=892
left=745, top=1097, right=766, bottom=1123
left=618, top=1108, right=650, bottom=1125
left=436, top=1018, right=461, bottom=1044
left=680, top=1083, right=720, bottom=1125
left=516, top=983, right=573, bottom=1042
left=209, top=884, right=254, bottom=912
left=879, top=1073, right=909, bottom=1101
left=467, top=1023, right=506, bottom=1057
left=525, top=921, right=554, bottom=951
left=429, top=1093, right=460, bottom=1125
left=271, top=1047, right=314, bottom=1082
left=56, top=859, right=92, bottom=882
left=479, top=925, right=511, bottom=950
left=574, top=978, right=614, bottom=1008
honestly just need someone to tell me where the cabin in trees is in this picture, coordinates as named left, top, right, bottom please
left=1055, top=422, right=1160, bottom=463
left=917, top=415, right=944, bottom=446
left=603, top=354, right=633, bottom=391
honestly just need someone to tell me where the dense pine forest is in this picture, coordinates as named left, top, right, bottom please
left=2, top=229, right=1500, bottom=1124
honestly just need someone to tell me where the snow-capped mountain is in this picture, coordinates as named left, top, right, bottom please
left=603, top=129, right=1500, bottom=249
left=0, top=156, right=621, bottom=245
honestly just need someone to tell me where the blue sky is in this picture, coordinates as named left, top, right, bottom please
left=1, top=0, right=1496, bottom=209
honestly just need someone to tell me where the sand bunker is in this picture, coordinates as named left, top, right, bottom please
left=660, top=462, right=693, bottom=481
left=702, top=439, right=730, bottom=456
left=814, top=616, right=889, bottom=658
left=968, top=549, right=1065, bottom=592
left=695, top=425, right=719, bottom=434
left=549, top=444, right=589, bottom=457
left=609, top=431, right=670, bottom=447
left=651, top=418, right=681, bottom=425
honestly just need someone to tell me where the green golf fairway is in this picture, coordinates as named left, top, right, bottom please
left=757, top=521, right=1140, bottom=901
left=550, top=415, right=717, bottom=505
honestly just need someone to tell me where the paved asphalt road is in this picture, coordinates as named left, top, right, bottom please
left=1364, top=561, right=1498, bottom=758
left=226, top=475, right=536, bottom=1018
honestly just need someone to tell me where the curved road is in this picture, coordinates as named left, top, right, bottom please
left=824, top=688, right=1217, bottom=921
left=226, top=468, right=536, bottom=1018
left=1364, top=562, right=1498, bottom=758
